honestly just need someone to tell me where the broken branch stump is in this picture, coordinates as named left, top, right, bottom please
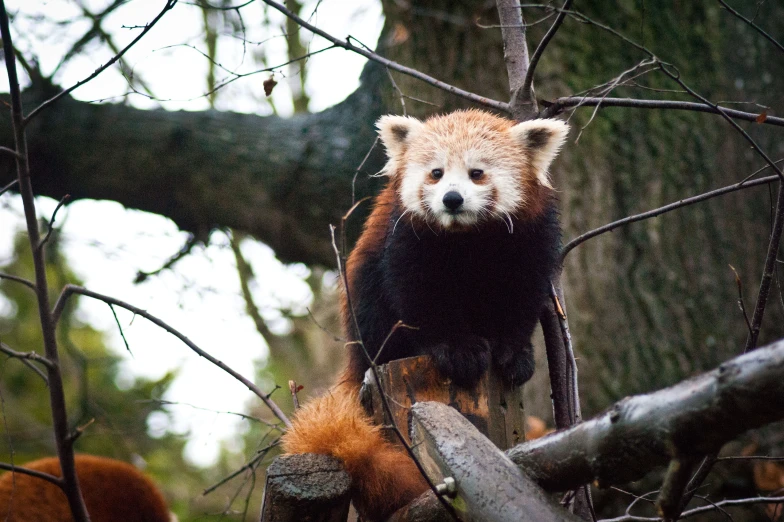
left=360, top=355, right=525, bottom=449
left=409, top=401, right=582, bottom=522
left=259, top=453, right=351, bottom=522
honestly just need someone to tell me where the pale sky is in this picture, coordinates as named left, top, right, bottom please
left=0, top=0, right=384, bottom=466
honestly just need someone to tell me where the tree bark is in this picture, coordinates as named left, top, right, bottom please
left=507, top=337, right=784, bottom=491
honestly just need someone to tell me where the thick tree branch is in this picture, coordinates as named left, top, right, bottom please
left=507, top=337, right=784, bottom=491
left=0, top=62, right=389, bottom=266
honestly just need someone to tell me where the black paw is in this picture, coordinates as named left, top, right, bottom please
left=493, top=340, right=535, bottom=387
left=430, top=336, right=490, bottom=388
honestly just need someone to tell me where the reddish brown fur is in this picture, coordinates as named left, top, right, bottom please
left=281, top=383, right=428, bottom=519
left=289, top=110, right=567, bottom=520
left=0, top=455, right=170, bottom=522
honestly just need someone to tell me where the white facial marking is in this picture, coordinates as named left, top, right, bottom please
left=383, top=111, right=569, bottom=233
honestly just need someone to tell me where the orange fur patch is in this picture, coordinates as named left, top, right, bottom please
left=282, top=384, right=428, bottom=519
left=0, top=455, right=170, bottom=522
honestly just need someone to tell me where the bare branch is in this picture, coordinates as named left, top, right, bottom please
left=51, top=284, right=292, bottom=428
left=0, top=2, right=90, bottom=519
left=729, top=265, right=753, bottom=339
left=522, top=0, right=573, bottom=102
left=0, top=463, right=62, bottom=487
left=717, top=0, right=784, bottom=54
left=203, top=440, right=279, bottom=495
left=257, top=0, right=508, bottom=113
left=0, top=272, right=37, bottom=292
left=134, top=233, right=197, bottom=283
left=0, top=341, right=51, bottom=383
left=561, top=173, right=780, bottom=261
left=496, top=0, right=535, bottom=118
left=23, top=0, right=177, bottom=125
left=0, top=146, right=21, bottom=160
left=541, top=96, right=784, bottom=127
left=507, top=338, right=784, bottom=492
left=599, top=495, right=784, bottom=521
left=37, top=194, right=70, bottom=253
left=0, top=178, right=18, bottom=197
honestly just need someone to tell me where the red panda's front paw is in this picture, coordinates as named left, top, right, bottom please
left=430, top=336, right=490, bottom=388
left=494, top=339, right=535, bottom=387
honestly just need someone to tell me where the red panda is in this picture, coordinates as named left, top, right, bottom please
left=283, top=110, right=569, bottom=520
left=0, top=454, right=172, bottom=522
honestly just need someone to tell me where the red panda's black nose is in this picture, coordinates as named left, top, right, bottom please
left=443, top=191, right=464, bottom=211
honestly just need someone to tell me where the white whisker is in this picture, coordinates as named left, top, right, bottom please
left=502, top=210, right=514, bottom=234
left=392, top=209, right=411, bottom=235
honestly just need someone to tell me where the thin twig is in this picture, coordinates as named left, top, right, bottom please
left=134, top=233, right=197, bottom=283
left=142, top=398, right=277, bottom=426
left=0, top=146, right=21, bottom=160
left=257, top=0, right=508, bottom=113
left=598, top=494, right=784, bottom=521
left=729, top=265, right=753, bottom=339
left=717, top=0, right=784, bottom=53
left=0, top=272, right=37, bottom=292
left=522, top=0, right=572, bottom=100
left=0, top=179, right=18, bottom=197
left=541, top=96, right=784, bottom=127
left=0, top=462, right=63, bottom=487
left=23, top=0, right=177, bottom=125
left=202, top=440, right=280, bottom=495
left=717, top=455, right=784, bottom=461
left=372, top=321, right=417, bottom=364
left=0, top=341, right=51, bottom=383
left=51, top=284, right=292, bottom=428
left=37, top=194, right=70, bottom=253
left=108, top=303, right=132, bottom=356
left=561, top=174, right=780, bottom=261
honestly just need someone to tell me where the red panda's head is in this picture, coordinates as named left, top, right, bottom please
left=377, top=109, right=568, bottom=230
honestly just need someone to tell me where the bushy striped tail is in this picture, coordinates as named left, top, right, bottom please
left=281, top=383, right=428, bottom=519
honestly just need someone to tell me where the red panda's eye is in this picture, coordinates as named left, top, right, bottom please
left=470, top=169, right=484, bottom=180
left=431, top=169, right=444, bottom=180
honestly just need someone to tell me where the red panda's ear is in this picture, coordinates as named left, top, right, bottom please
left=508, top=119, right=569, bottom=188
left=376, top=115, right=423, bottom=158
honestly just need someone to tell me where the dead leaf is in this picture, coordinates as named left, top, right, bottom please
left=263, top=77, right=278, bottom=97
left=756, top=111, right=768, bottom=123
left=390, top=22, right=409, bottom=45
